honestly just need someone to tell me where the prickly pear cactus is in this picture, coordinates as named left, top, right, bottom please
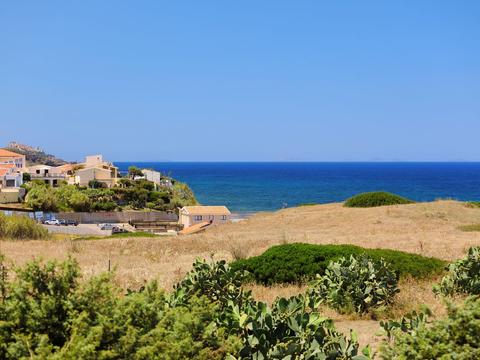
left=309, top=254, right=400, bottom=314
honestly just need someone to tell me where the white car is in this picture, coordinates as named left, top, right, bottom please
left=44, top=219, right=60, bottom=226
left=98, top=223, right=114, bottom=230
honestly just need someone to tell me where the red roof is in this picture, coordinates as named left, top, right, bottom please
left=0, top=164, right=15, bottom=169
left=0, top=169, right=8, bottom=176
left=0, top=149, right=23, bottom=158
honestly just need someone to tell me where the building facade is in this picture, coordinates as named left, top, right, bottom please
left=179, top=206, right=231, bottom=228
left=0, top=149, right=26, bottom=170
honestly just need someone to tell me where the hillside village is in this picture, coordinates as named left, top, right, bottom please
left=0, top=145, right=232, bottom=234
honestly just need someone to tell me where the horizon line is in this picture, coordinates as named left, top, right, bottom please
left=111, top=160, right=480, bottom=163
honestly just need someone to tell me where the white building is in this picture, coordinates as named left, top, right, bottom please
left=136, top=169, right=173, bottom=188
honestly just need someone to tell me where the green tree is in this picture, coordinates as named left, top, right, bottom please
left=22, top=172, right=31, bottom=182
left=128, top=166, right=144, bottom=179
left=25, top=184, right=57, bottom=211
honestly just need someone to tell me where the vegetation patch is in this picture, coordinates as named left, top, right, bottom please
left=380, top=297, right=480, bottom=359
left=465, top=201, right=480, bottom=208
left=434, top=246, right=480, bottom=296
left=0, top=256, right=370, bottom=359
left=309, top=254, right=400, bottom=314
left=458, top=224, right=480, bottom=232
left=0, top=213, right=48, bottom=240
left=23, top=178, right=196, bottom=212
left=231, top=243, right=445, bottom=285
left=344, top=191, right=414, bottom=208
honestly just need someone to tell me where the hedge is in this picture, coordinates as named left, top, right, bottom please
left=231, top=243, right=445, bottom=285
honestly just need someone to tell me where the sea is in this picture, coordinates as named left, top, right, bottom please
left=115, top=162, right=480, bottom=213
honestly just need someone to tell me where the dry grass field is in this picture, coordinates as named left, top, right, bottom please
left=1, top=200, right=479, bottom=349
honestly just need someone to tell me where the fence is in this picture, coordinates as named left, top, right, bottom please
left=54, top=211, right=178, bottom=224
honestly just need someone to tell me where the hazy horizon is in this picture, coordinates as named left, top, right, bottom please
left=2, top=1, right=479, bottom=161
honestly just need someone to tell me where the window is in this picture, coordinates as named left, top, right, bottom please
left=209, top=215, right=215, bottom=220
left=221, top=215, right=227, bottom=220
left=194, top=215, right=202, bottom=221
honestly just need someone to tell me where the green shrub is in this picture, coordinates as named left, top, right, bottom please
left=24, top=177, right=197, bottom=213
left=309, top=255, right=399, bottom=314
left=25, top=183, right=58, bottom=211
left=173, top=259, right=371, bottom=359
left=466, top=201, right=480, bottom=208
left=88, top=179, right=107, bottom=189
left=380, top=297, right=480, bottom=359
left=344, top=191, right=414, bottom=208
left=434, top=247, right=480, bottom=296
left=231, top=243, right=445, bottom=285
left=0, top=256, right=372, bottom=359
left=0, top=213, right=48, bottom=240
left=379, top=307, right=432, bottom=342
left=458, top=224, right=480, bottom=232
left=0, top=257, right=240, bottom=359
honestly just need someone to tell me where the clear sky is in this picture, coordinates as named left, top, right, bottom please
left=1, top=1, right=479, bottom=162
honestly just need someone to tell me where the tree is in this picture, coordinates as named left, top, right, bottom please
left=128, top=166, right=144, bottom=179
left=25, top=184, right=57, bottom=211
left=22, top=173, right=31, bottom=182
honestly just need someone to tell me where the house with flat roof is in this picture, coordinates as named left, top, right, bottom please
left=27, top=164, right=67, bottom=187
left=74, top=155, right=119, bottom=187
left=179, top=205, right=231, bottom=228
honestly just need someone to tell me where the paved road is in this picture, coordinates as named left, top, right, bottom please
left=44, top=224, right=112, bottom=236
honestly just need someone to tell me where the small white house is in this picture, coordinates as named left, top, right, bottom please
left=179, top=206, right=231, bottom=228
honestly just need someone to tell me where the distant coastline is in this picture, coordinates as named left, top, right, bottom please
left=115, top=162, right=480, bottom=212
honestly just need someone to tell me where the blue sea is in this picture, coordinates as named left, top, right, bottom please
left=115, top=162, right=480, bottom=213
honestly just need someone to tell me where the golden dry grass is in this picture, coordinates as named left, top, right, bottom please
left=1, top=200, right=479, bottom=291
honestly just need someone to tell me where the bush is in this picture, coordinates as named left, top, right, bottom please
left=88, top=179, right=107, bottom=189
left=24, top=178, right=197, bottom=213
left=0, top=213, right=48, bottom=240
left=25, top=183, right=58, bottom=211
left=231, top=243, right=445, bottom=285
left=458, top=224, right=480, bottom=232
left=172, top=259, right=371, bottom=359
left=0, top=257, right=240, bottom=359
left=344, top=191, right=414, bottom=208
left=466, top=201, right=480, bottom=208
left=380, top=297, right=480, bottom=359
left=0, top=256, right=371, bottom=359
left=309, top=255, right=399, bottom=314
left=434, top=247, right=480, bottom=296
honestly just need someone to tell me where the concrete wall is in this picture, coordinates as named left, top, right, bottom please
left=55, top=211, right=178, bottom=224
left=0, top=188, right=22, bottom=203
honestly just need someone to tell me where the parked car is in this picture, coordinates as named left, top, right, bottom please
left=66, top=219, right=79, bottom=226
left=99, top=223, right=114, bottom=230
left=111, top=226, right=129, bottom=235
left=44, top=219, right=60, bottom=226
left=58, top=219, right=67, bottom=226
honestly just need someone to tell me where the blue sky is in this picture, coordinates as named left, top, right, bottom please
left=1, top=1, right=479, bottom=161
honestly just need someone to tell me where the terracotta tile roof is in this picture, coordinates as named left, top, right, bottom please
left=0, top=169, right=8, bottom=176
left=0, top=149, right=23, bottom=158
left=53, top=164, right=75, bottom=171
left=178, top=221, right=211, bottom=235
left=0, top=164, right=15, bottom=169
left=181, top=206, right=231, bottom=215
